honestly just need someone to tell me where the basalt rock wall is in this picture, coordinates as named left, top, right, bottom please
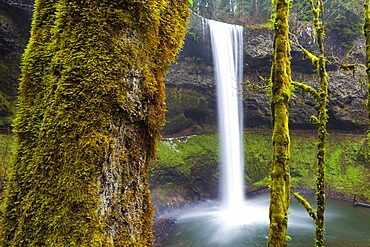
left=0, top=8, right=367, bottom=132
left=163, top=13, right=368, bottom=135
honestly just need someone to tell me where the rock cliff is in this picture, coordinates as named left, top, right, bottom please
left=0, top=8, right=367, bottom=132
left=0, top=1, right=31, bottom=125
left=163, top=13, right=368, bottom=134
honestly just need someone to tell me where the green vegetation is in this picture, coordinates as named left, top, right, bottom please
left=1, top=131, right=368, bottom=204
left=1, top=131, right=369, bottom=226
left=150, top=132, right=370, bottom=207
left=163, top=88, right=214, bottom=135
left=150, top=134, right=219, bottom=204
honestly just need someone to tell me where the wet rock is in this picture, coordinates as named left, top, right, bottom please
left=153, top=218, right=177, bottom=247
left=164, top=13, right=368, bottom=134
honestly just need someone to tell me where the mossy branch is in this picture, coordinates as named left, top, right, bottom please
left=241, top=79, right=271, bottom=98
left=310, top=115, right=319, bottom=124
left=305, top=1, right=328, bottom=246
left=339, top=63, right=366, bottom=76
left=290, top=35, right=318, bottom=66
left=291, top=81, right=319, bottom=101
left=292, top=192, right=317, bottom=220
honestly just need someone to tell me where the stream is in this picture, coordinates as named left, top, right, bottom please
left=163, top=193, right=370, bottom=247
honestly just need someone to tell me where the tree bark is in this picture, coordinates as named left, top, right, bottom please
left=365, top=0, right=370, bottom=121
left=268, top=0, right=292, bottom=246
left=2, top=0, right=189, bottom=246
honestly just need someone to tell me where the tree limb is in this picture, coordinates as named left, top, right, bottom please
left=292, top=192, right=317, bottom=220
left=291, top=81, right=319, bottom=101
left=290, top=33, right=319, bottom=66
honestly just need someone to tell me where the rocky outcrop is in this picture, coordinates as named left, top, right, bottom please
left=0, top=1, right=31, bottom=125
left=164, top=13, right=368, bottom=134
left=0, top=8, right=367, bottom=131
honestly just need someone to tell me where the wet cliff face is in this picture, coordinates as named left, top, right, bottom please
left=0, top=8, right=367, bottom=131
left=164, top=13, right=368, bottom=134
left=0, top=2, right=31, bottom=126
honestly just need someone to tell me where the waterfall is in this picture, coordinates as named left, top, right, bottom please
left=208, top=20, right=244, bottom=212
left=164, top=20, right=270, bottom=246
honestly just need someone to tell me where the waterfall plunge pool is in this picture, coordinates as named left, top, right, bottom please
left=161, top=18, right=370, bottom=247
left=162, top=193, right=370, bottom=247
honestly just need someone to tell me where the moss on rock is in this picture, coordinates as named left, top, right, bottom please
left=163, top=88, right=213, bottom=134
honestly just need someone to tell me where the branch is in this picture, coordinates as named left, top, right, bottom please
left=292, top=192, right=317, bottom=220
left=330, top=46, right=367, bottom=76
left=339, top=63, right=366, bottom=77
left=292, top=81, right=319, bottom=101
left=241, top=79, right=270, bottom=98
left=290, top=33, right=319, bottom=66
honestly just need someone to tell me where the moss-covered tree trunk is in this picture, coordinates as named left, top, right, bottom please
left=365, top=0, right=370, bottom=120
left=291, top=1, right=328, bottom=245
left=312, top=2, right=328, bottom=245
left=2, top=0, right=189, bottom=246
left=2, top=0, right=58, bottom=244
left=268, top=0, right=292, bottom=246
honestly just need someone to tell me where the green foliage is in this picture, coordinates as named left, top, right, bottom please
left=290, top=133, right=369, bottom=199
left=244, top=131, right=271, bottom=184
left=151, top=132, right=271, bottom=195
left=151, top=134, right=219, bottom=198
left=190, top=0, right=273, bottom=24
left=358, top=138, right=370, bottom=169
left=151, top=132, right=370, bottom=207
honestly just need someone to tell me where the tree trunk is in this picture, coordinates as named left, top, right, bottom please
left=2, top=1, right=189, bottom=246
left=310, top=1, right=328, bottom=245
left=365, top=0, right=370, bottom=121
left=268, top=0, right=292, bottom=246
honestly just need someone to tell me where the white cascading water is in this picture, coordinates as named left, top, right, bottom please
left=166, top=18, right=368, bottom=247
left=209, top=20, right=244, bottom=213
left=167, top=19, right=269, bottom=246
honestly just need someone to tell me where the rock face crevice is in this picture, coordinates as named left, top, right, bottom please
left=164, top=13, right=368, bottom=134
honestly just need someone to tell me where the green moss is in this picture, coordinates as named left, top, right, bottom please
left=163, top=88, right=212, bottom=134
left=244, top=131, right=271, bottom=184
left=269, top=0, right=292, bottom=246
left=0, top=134, right=14, bottom=198
left=2, top=0, right=189, bottom=246
left=365, top=0, right=370, bottom=124
left=150, top=134, right=219, bottom=198
left=357, top=138, right=370, bottom=169
left=151, top=132, right=370, bottom=203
